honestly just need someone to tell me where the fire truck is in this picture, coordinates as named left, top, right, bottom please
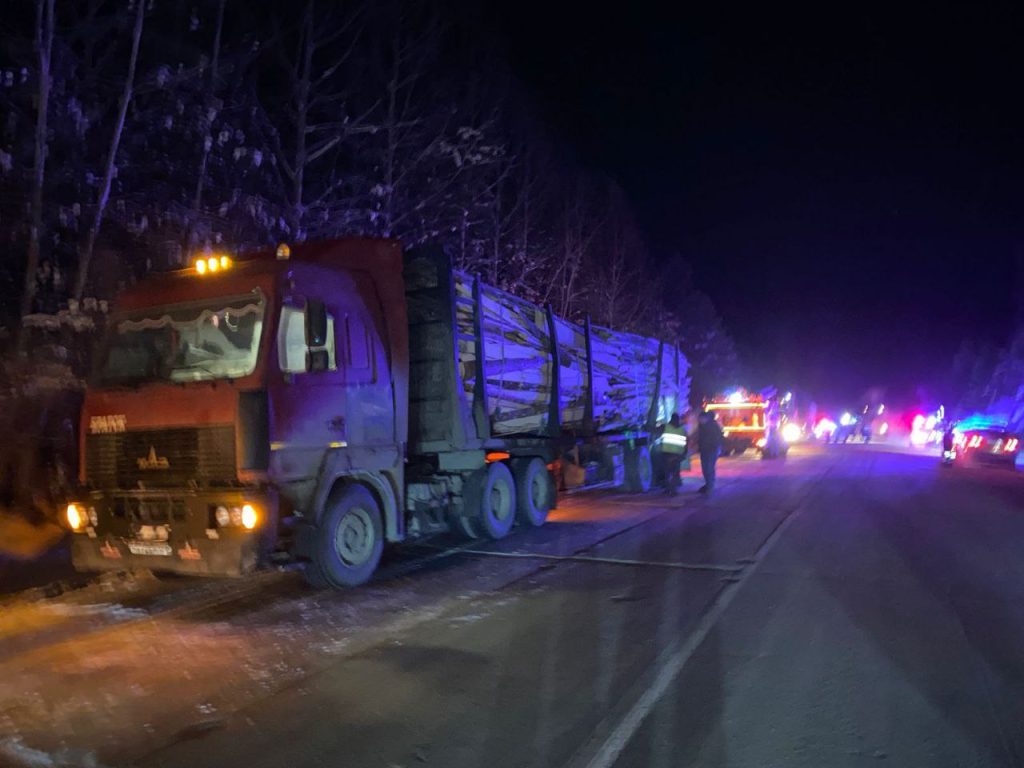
left=704, top=391, right=768, bottom=455
left=65, top=239, right=688, bottom=588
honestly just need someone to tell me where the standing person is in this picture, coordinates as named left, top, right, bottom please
left=656, top=413, right=689, bottom=496
left=697, top=409, right=724, bottom=494
left=941, top=422, right=956, bottom=465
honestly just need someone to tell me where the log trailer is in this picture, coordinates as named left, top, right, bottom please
left=67, top=239, right=689, bottom=587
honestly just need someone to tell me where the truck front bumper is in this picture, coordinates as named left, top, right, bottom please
left=69, top=488, right=276, bottom=578
left=71, top=533, right=259, bottom=577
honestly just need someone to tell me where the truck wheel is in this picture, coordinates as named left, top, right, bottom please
left=513, top=457, right=554, bottom=527
left=306, top=484, right=383, bottom=589
left=454, top=510, right=481, bottom=539
left=465, top=461, right=517, bottom=540
left=302, top=560, right=331, bottom=590
left=626, top=446, right=653, bottom=493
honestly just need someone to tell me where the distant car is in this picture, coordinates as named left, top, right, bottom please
left=953, top=428, right=1021, bottom=468
left=830, top=412, right=859, bottom=444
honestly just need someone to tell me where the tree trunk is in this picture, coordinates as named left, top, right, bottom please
left=289, top=1, right=314, bottom=240
left=19, top=0, right=55, bottom=323
left=382, top=27, right=401, bottom=238
left=73, top=0, right=146, bottom=301
left=187, top=0, right=227, bottom=253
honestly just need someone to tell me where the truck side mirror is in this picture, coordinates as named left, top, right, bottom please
left=305, top=299, right=327, bottom=347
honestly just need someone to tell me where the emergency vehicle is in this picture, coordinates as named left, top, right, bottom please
left=705, top=391, right=768, bottom=455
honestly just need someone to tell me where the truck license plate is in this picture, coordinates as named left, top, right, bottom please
left=127, top=541, right=172, bottom=557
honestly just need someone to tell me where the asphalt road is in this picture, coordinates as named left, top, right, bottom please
left=2, top=444, right=1024, bottom=768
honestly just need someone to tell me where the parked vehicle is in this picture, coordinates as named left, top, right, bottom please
left=66, top=239, right=688, bottom=587
left=830, top=411, right=859, bottom=444
left=704, top=391, right=766, bottom=455
left=951, top=427, right=1020, bottom=468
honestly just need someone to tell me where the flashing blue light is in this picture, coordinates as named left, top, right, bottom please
left=956, top=414, right=1009, bottom=433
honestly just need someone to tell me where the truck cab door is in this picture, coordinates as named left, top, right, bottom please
left=267, top=288, right=395, bottom=492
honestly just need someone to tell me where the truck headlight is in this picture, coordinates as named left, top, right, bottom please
left=215, top=506, right=231, bottom=527
left=66, top=503, right=85, bottom=531
left=241, top=503, right=258, bottom=530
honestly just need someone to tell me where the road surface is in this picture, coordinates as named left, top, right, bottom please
left=2, top=444, right=1023, bottom=768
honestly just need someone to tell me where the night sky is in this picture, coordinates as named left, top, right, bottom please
left=490, top=4, right=1024, bottom=406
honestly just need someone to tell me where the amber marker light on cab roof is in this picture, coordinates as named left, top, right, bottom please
left=194, top=255, right=232, bottom=275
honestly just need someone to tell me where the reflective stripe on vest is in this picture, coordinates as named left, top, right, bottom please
left=655, top=430, right=688, bottom=454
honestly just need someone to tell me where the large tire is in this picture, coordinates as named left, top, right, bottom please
left=453, top=510, right=481, bottom=539
left=625, top=445, right=653, bottom=493
left=464, top=461, right=517, bottom=540
left=513, top=457, right=554, bottom=528
left=302, top=559, right=331, bottom=590
left=305, top=484, right=384, bottom=589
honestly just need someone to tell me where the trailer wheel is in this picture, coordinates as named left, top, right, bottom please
left=513, top=457, right=554, bottom=527
left=464, top=461, right=517, bottom=540
left=305, top=484, right=383, bottom=589
left=626, top=446, right=653, bottom=493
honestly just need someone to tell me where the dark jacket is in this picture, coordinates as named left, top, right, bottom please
left=698, top=418, right=724, bottom=456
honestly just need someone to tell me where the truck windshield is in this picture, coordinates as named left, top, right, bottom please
left=96, top=292, right=265, bottom=385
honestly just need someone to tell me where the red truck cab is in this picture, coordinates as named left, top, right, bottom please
left=71, top=240, right=408, bottom=582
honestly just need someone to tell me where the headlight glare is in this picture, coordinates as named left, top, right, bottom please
left=66, top=503, right=85, bottom=531
left=241, top=503, right=258, bottom=530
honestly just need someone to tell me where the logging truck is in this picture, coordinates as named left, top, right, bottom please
left=66, top=239, right=688, bottom=587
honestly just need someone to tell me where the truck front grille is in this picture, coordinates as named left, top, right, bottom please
left=86, top=426, right=236, bottom=489
left=112, top=496, right=189, bottom=523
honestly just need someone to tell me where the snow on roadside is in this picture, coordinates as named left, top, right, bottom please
left=0, top=567, right=519, bottom=764
left=0, top=515, right=65, bottom=561
left=0, top=499, right=640, bottom=766
left=0, top=737, right=109, bottom=768
left=41, top=602, right=148, bottom=621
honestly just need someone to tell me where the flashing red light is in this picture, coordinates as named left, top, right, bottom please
left=968, top=435, right=983, bottom=449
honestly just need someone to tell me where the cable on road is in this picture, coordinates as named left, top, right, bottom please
left=431, top=547, right=745, bottom=574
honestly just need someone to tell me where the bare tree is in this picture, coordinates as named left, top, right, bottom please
left=543, top=178, right=599, bottom=320
left=72, top=0, right=146, bottom=300
left=19, top=0, right=55, bottom=321
left=586, top=185, right=647, bottom=329
left=187, top=0, right=228, bottom=249
left=256, top=0, right=370, bottom=241
left=369, top=3, right=446, bottom=238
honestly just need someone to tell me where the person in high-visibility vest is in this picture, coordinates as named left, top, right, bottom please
left=655, top=413, right=689, bottom=496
